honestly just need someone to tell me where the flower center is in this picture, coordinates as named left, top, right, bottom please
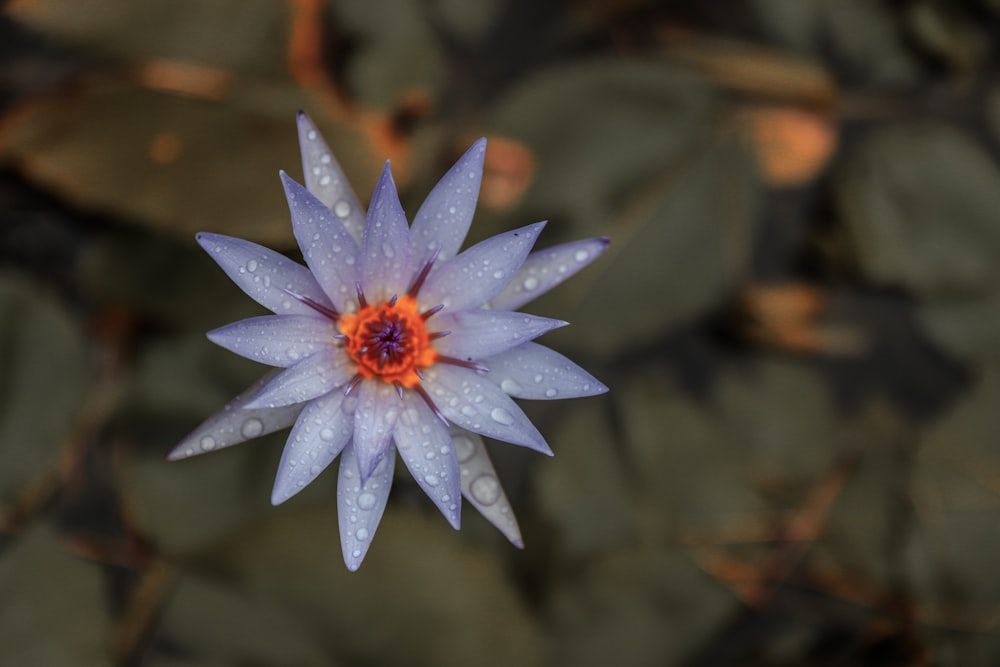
left=337, top=295, right=437, bottom=388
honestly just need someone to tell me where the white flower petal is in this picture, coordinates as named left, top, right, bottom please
left=207, top=315, right=338, bottom=367
left=394, top=393, right=461, bottom=529
left=451, top=429, right=522, bottom=547
left=245, top=348, right=355, bottom=408
left=296, top=111, right=366, bottom=243
left=431, top=311, right=567, bottom=361
left=338, top=441, right=395, bottom=571
left=361, top=163, right=417, bottom=302
left=281, top=172, right=361, bottom=311
left=352, top=380, right=402, bottom=482
left=419, top=222, right=545, bottom=311
left=167, top=371, right=302, bottom=460
left=421, top=365, right=551, bottom=455
left=196, top=232, right=333, bottom=316
left=490, top=237, right=610, bottom=311
left=483, top=342, right=608, bottom=400
left=271, top=390, right=354, bottom=504
left=410, top=138, right=487, bottom=264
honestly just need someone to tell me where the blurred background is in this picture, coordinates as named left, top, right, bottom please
left=2, top=0, right=1000, bottom=665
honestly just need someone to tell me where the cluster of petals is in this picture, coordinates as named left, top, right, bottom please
left=168, top=112, right=608, bottom=570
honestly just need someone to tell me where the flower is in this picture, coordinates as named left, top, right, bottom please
left=168, top=112, right=609, bottom=570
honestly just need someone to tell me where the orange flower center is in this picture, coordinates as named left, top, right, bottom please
left=337, top=295, right=437, bottom=388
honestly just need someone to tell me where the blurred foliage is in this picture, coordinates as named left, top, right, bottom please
left=2, top=0, right=1000, bottom=665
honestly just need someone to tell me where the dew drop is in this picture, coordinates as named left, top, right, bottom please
left=307, top=130, right=317, bottom=140
left=490, top=407, right=514, bottom=425
left=320, top=154, right=331, bottom=164
left=500, top=379, right=523, bottom=394
left=493, top=269, right=504, bottom=279
left=355, top=527, right=369, bottom=541
left=334, top=199, right=351, bottom=218
left=319, top=175, right=331, bottom=186
left=523, top=276, right=539, bottom=291
left=199, top=436, right=216, bottom=451
left=382, top=242, right=395, bottom=258
left=320, top=427, right=335, bottom=441
left=453, top=435, right=476, bottom=463
left=574, top=249, right=589, bottom=262
left=352, top=549, right=361, bottom=558
left=424, top=474, right=440, bottom=487
left=545, top=388, right=558, bottom=398
left=241, top=418, right=263, bottom=438
left=533, top=373, right=543, bottom=384
left=461, top=405, right=476, bottom=418
left=357, top=492, right=377, bottom=510
left=246, top=259, right=258, bottom=272
left=470, top=474, right=500, bottom=505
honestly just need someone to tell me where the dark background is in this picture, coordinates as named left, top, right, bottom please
left=2, top=0, right=1000, bottom=665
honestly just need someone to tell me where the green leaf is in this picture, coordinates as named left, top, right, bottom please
left=838, top=123, right=1000, bottom=362
left=153, top=574, right=330, bottom=666
left=545, top=544, right=736, bottom=666
left=0, top=523, right=112, bottom=666
left=200, top=502, right=544, bottom=667
left=0, top=276, right=90, bottom=507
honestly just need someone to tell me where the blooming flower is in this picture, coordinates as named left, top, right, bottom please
left=169, top=112, right=608, bottom=570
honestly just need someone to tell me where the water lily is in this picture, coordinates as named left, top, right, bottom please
left=169, top=112, right=608, bottom=570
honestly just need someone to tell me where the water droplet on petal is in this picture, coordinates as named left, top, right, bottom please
left=382, top=242, right=395, bottom=258
left=545, top=388, right=558, bottom=398
left=320, top=427, right=335, bottom=441
left=241, top=418, right=263, bottom=438
left=522, top=276, right=539, bottom=291
left=424, top=474, right=440, bottom=487
left=319, top=175, right=331, bottom=186
left=470, top=474, right=500, bottom=505
left=355, top=527, right=369, bottom=541
left=453, top=435, right=475, bottom=463
left=493, top=269, right=504, bottom=279
left=334, top=199, right=351, bottom=218
left=246, top=259, right=258, bottom=272
left=461, top=405, right=476, bottom=418
left=533, top=374, right=544, bottom=383
left=358, top=492, right=377, bottom=510
left=490, top=407, right=514, bottom=425
left=199, top=436, right=216, bottom=451
left=500, top=379, right=522, bottom=394
left=574, top=249, right=589, bottom=262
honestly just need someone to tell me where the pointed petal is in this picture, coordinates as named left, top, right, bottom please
left=410, top=138, right=487, bottom=264
left=245, top=348, right=355, bottom=408
left=296, top=111, right=366, bottom=243
left=361, top=163, right=416, bottom=301
left=196, top=232, right=334, bottom=316
left=271, top=391, right=353, bottom=504
left=431, top=311, right=567, bottom=360
left=419, top=222, right=545, bottom=311
left=353, top=380, right=402, bottom=482
left=452, top=429, right=522, bottom=547
left=421, top=365, right=551, bottom=455
left=281, top=172, right=361, bottom=311
left=490, top=237, right=610, bottom=311
left=167, top=371, right=302, bottom=460
left=338, top=441, right=395, bottom=571
left=484, top=342, right=608, bottom=400
left=206, top=315, right=338, bottom=367
left=394, top=393, right=461, bottom=528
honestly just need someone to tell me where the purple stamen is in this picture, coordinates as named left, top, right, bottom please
left=344, top=374, right=363, bottom=396
left=437, top=356, right=490, bottom=373
left=282, top=288, right=339, bottom=321
left=408, top=248, right=440, bottom=298
left=421, top=304, right=444, bottom=320
left=413, top=384, right=448, bottom=425
left=355, top=282, right=368, bottom=309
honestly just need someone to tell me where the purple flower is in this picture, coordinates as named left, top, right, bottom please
left=169, top=112, right=608, bottom=570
